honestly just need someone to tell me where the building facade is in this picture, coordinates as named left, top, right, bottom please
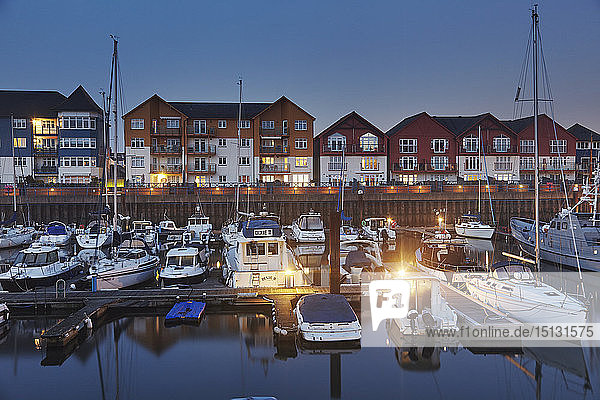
left=0, top=86, right=103, bottom=185
left=568, top=123, right=600, bottom=183
left=123, top=95, right=314, bottom=185
left=314, top=112, right=387, bottom=186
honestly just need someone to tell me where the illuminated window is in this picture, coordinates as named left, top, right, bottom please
left=360, top=133, right=379, bottom=152
left=13, top=137, right=27, bottom=148
left=361, top=156, right=379, bottom=170
left=295, top=157, right=308, bottom=167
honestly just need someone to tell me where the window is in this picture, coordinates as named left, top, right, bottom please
left=218, top=138, right=227, bottom=147
left=594, top=142, right=600, bottom=150
left=294, top=120, right=307, bottom=131
left=262, top=139, right=275, bottom=148
left=166, top=119, right=180, bottom=129
left=360, top=133, right=379, bottom=152
left=240, top=138, right=251, bottom=147
left=282, top=120, right=288, bottom=134
left=246, top=242, right=266, bottom=256
left=14, top=157, right=26, bottom=166
left=295, top=157, right=308, bottom=168
left=218, top=157, right=227, bottom=166
left=267, top=243, right=279, bottom=256
left=60, top=138, right=96, bottom=148
left=131, top=119, right=144, bottom=129
left=361, top=157, right=378, bottom=170
left=328, top=134, right=346, bottom=151
left=61, top=117, right=96, bottom=130
left=520, top=157, right=534, bottom=170
left=239, top=157, right=250, bottom=166
left=218, top=175, right=227, bottom=183
left=238, top=120, right=251, bottom=129
left=463, top=135, right=479, bottom=152
left=261, top=120, right=275, bottom=129
left=398, top=138, right=417, bottom=153
left=193, top=120, right=206, bottom=134
left=493, top=135, right=511, bottom=152
left=14, top=138, right=26, bottom=148
left=397, top=156, right=417, bottom=170
left=495, top=156, right=512, bottom=171
left=295, top=138, right=308, bottom=149
left=464, top=156, right=479, bottom=171
left=131, top=156, right=144, bottom=168
left=218, top=120, right=227, bottom=129
left=520, top=140, right=534, bottom=153
left=239, top=175, right=250, bottom=183
left=131, top=138, right=144, bottom=148
left=328, top=156, right=346, bottom=171
left=577, top=141, right=590, bottom=150
left=550, top=140, right=567, bottom=154
left=13, top=119, right=26, bottom=129
left=431, top=156, right=448, bottom=170
left=59, top=156, right=96, bottom=167
left=431, top=139, right=448, bottom=153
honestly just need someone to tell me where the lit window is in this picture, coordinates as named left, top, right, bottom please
left=360, top=133, right=379, bottom=152
left=131, top=119, right=144, bottom=129
left=13, top=137, right=27, bottom=148
left=295, top=157, right=308, bottom=167
left=361, top=156, right=378, bottom=170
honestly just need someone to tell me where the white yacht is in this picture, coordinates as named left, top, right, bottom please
left=131, top=220, right=158, bottom=254
left=0, top=225, right=35, bottom=249
left=290, top=211, right=325, bottom=243
left=295, top=294, right=361, bottom=342
left=454, top=214, right=495, bottom=240
left=186, top=206, right=212, bottom=246
left=158, top=246, right=209, bottom=287
left=0, top=243, right=83, bottom=292
left=158, top=219, right=185, bottom=252
left=340, top=225, right=360, bottom=241
left=76, top=218, right=114, bottom=249
left=466, top=262, right=587, bottom=324
left=87, top=238, right=159, bottom=290
left=360, top=217, right=397, bottom=243
left=38, top=221, right=73, bottom=247
left=223, top=212, right=307, bottom=288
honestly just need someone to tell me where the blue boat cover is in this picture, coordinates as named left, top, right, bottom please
left=299, top=294, right=357, bottom=324
left=242, top=218, right=281, bottom=238
left=47, top=222, right=67, bottom=236
left=166, top=301, right=206, bottom=322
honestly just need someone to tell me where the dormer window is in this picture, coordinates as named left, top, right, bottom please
left=463, top=135, right=479, bottom=152
left=493, top=135, right=511, bottom=152
left=360, top=133, right=378, bottom=152
left=328, top=133, right=346, bottom=151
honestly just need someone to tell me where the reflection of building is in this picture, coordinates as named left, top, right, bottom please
left=239, top=314, right=275, bottom=374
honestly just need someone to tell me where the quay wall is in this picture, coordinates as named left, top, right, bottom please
left=0, top=190, right=576, bottom=229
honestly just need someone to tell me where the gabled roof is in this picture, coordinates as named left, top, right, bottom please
left=55, top=85, right=102, bottom=113
left=385, top=112, right=426, bottom=137
left=567, top=123, right=600, bottom=141
left=316, top=111, right=384, bottom=139
left=122, top=94, right=187, bottom=118
left=501, top=115, right=534, bottom=134
left=432, top=113, right=488, bottom=136
left=253, top=96, right=315, bottom=121
left=0, top=90, right=66, bottom=117
left=169, top=102, right=270, bottom=120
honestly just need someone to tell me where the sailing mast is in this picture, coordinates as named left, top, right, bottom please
left=532, top=5, right=540, bottom=269
left=10, top=114, right=17, bottom=214
left=110, top=36, right=119, bottom=236
left=478, top=125, right=482, bottom=214
left=235, top=78, right=243, bottom=217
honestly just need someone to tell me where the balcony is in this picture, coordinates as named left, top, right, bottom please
left=493, top=162, right=513, bottom=171
left=151, top=128, right=182, bottom=136
left=151, top=145, right=181, bottom=154
left=260, top=145, right=289, bottom=154
left=187, top=145, right=216, bottom=155
left=391, top=162, right=457, bottom=172
left=33, top=127, right=57, bottom=136
left=188, top=164, right=217, bottom=174
left=260, top=163, right=290, bottom=173
left=462, top=145, right=516, bottom=154
left=34, top=165, right=58, bottom=175
left=520, top=162, right=576, bottom=171
left=150, top=164, right=182, bottom=173
left=33, top=146, right=58, bottom=155
left=186, top=126, right=216, bottom=136
left=260, top=127, right=289, bottom=137
left=322, top=143, right=386, bottom=153
left=327, top=162, right=348, bottom=171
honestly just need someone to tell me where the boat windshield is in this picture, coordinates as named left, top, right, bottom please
left=14, top=250, right=58, bottom=267
left=300, top=216, right=323, bottom=231
left=133, top=222, right=151, bottom=231
left=370, top=219, right=386, bottom=229
left=167, top=255, right=195, bottom=267
left=493, top=265, right=534, bottom=281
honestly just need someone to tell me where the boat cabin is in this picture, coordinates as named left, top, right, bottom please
left=491, top=263, right=534, bottom=281
left=14, top=245, right=59, bottom=267
left=133, top=221, right=152, bottom=232
left=296, top=213, right=324, bottom=231
left=456, top=214, right=482, bottom=225
left=159, top=220, right=178, bottom=230
left=166, top=247, right=200, bottom=268
left=238, top=218, right=285, bottom=270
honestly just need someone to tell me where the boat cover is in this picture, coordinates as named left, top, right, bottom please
left=344, top=250, right=372, bottom=269
left=242, top=219, right=281, bottom=238
left=299, top=294, right=357, bottom=324
left=47, top=222, right=67, bottom=236
left=165, top=301, right=206, bottom=322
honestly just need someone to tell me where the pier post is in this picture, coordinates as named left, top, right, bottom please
left=329, top=209, right=341, bottom=294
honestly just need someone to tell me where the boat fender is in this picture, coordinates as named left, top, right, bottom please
left=274, top=326, right=281, bottom=334
left=84, top=315, right=93, bottom=330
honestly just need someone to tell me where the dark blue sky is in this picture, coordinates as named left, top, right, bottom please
left=1, top=0, right=599, bottom=134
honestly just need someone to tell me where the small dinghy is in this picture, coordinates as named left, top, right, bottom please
left=165, top=301, right=206, bottom=325
left=295, top=294, right=361, bottom=342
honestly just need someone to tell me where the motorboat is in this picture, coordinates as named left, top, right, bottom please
left=295, top=293, right=361, bottom=342
left=454, top=214, right=495, bottom=239
left=38, top=221, right=73, bottom=247
left=186, top=206, right=212, bottom=246
left=158, top=246, right=209, bottom=287
left=87, top=238, right=159, bottom=290
left=466, top=261, right=588, bottom=324
left=338, top=239, right=386, bottom=284
left=131, top=220, right=158, bottom=254
left=0, top=303, right=9, bottom=326
left=290, top=211, right=325, bottom=243
left=76, top=218, right=114, bottom=249
left=385, top=274, right=458, bottom=336
left=0, top=225, right=35, bottom=249
left=221, top=220, right=240, bottom=248
left=340, top=225, right=360, bottom=241
left=360, top=217, right=397, bottom=243
left=157, top=219, right=186, bottom=252
left=222, top=211, right=308, bottom=288
left=0, top=243, right=83, bottom=292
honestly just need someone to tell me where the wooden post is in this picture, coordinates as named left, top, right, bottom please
left=329, top=208, right=341, bottom=294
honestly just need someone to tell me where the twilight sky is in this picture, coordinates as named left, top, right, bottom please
left=0, top=0, right=599, bottom=135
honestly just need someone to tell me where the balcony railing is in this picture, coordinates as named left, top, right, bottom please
left=151, top=145, right=181, bottom=154
left=493, top=162, right=513, bottom=171
left=188, top=164, right=217, bottom=174
left=360, top=164, right=380, bottom=171
left=33, top=127, right=57, bottom=136
left=327, top=162, right=348, bottom=171
left=186, top=126, right=216, bottom=135
left=462, top=145, right=515, bottom=153
left=260, top=127, right=289, bottom=137
left=33, top=147, right=58, bottom=155
left=260, top=163, right=290, bottom=173
left=260, top=145, right=289, bottom=154
left=34, top=165, right=58, bottom=174
left=322, top=143, right=386, bottom=153
left=187, top=145, right=216, bottom=155
left=520, top=162, right=576, bottom=171
left=151, top=128, right=182, bottom=136
left=150, top=164, right=182, bottom=173
left=391, top=162, right=457, bottom=172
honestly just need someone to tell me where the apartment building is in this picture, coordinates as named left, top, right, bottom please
left=568, top=123, right=600, bottom=183
left=123, top=95, right=314, bottom=185
left=314, top=111, right=387, bottom=185
left=0, top=86, right=103, bottom=185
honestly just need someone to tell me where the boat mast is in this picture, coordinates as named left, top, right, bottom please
left=100, top=90, right=108, bottom=201
left=236, top=78, right=242, bottom=217
left=533, top=5, right=540, bottom=268
left=110, top=36, right=119, bottom=234
left=10, top=114, right=17, bottom=214
left=478, top=125, right=481, bottom=215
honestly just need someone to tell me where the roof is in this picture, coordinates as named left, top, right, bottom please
left=316, top=111, right=384, bottom=139
left=242, top=218, right=282, bottom=238
left=501, top=115, right=533, bottom=134
left=568, top=123, right=600, bottom=141
left=166, top=247, right=199, bottom=256
left=298, top=294, right=357, bottom=324
left=432, top=114, right=488, bottom=136
left=385, top=112, right=426, bottom=137
left=0, top=90, right=66, bottom=117
left=55, top=85, right=102, bottom=113
left=169, top=102, right=271, bottom=120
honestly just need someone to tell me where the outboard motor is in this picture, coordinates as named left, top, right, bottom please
left=407, top=309, right=419, bottom=333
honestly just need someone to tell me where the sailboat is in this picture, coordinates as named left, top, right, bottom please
left=455, top=126, right=496, bottom=239
left=87, top=36, right=159, bottom=290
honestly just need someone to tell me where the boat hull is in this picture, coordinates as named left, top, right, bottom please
left=159, top=269, right=207, bottom=286
left=0, top=230, right=34, bottom=249
left=0, top=264, right=83, bottom=292
left=76, top=233, right=112, bottom=249
left=92, top=259, right=158, bottom=290
left=455, top=225, right=495, bottom=239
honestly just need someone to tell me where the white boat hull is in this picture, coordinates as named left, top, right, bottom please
left=455, top=224, right=495, bottom=239
left=0, top=229, right=34, bottom=249
left=77, top=232, right=112, bottom=249
left=91, top=258, right=158, bottom=290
